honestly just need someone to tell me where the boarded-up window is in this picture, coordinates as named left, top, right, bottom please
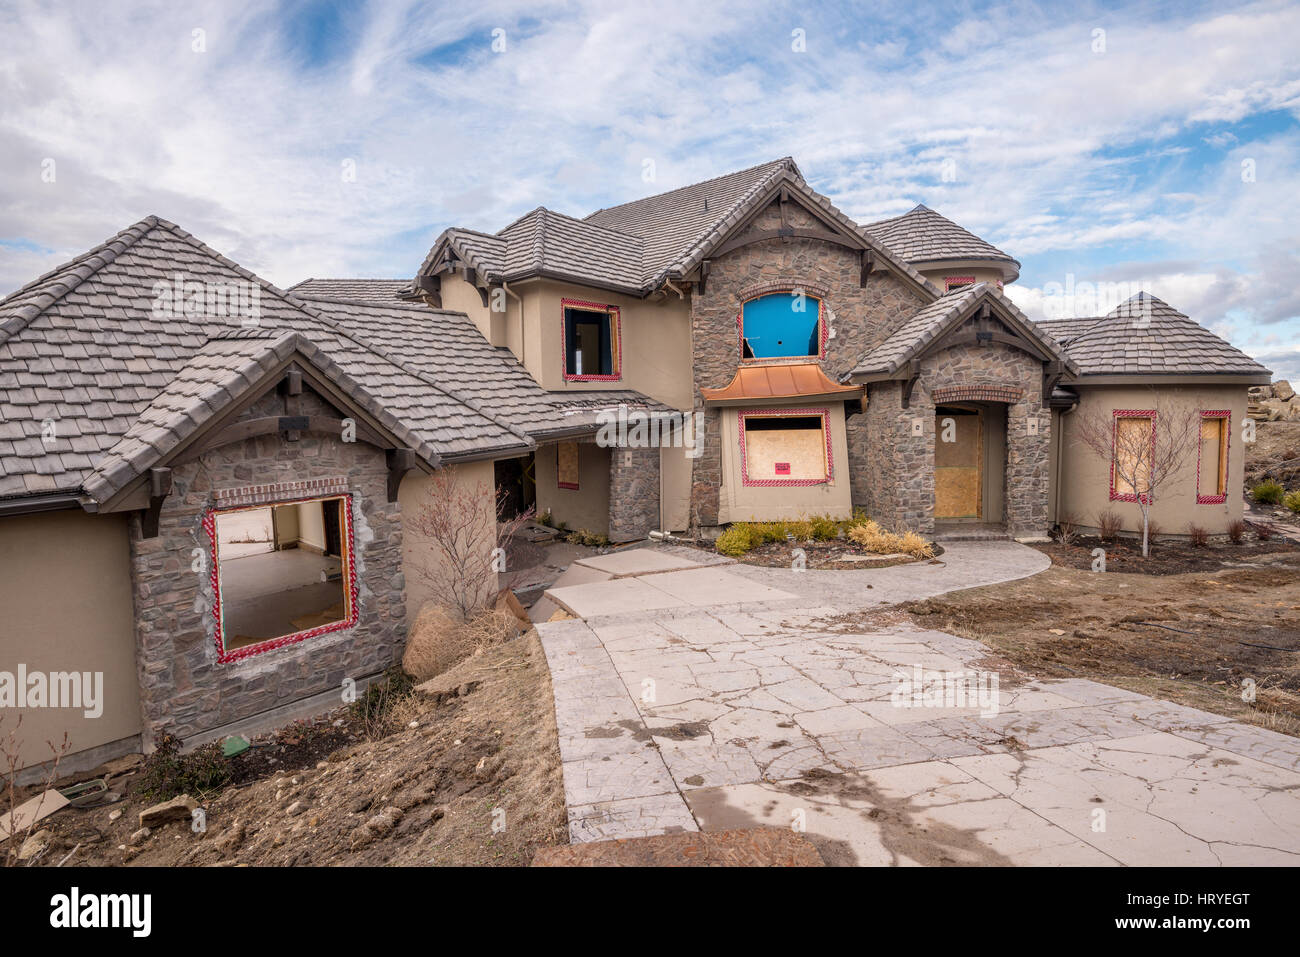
left=1197, top=412, right=1229, bottom=503
left=557, top=442, right=580, bottom=490
left=1112, top=413, right=1154, bottom=501
left=740, top=412, right=830, bottom=485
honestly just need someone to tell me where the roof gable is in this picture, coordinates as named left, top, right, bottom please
left=80, top=330, right=444, bottom=506
left=850, top=282, right=1075, bottom=378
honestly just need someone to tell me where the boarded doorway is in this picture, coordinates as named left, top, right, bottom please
left=934, top=406, right=982, bottom=519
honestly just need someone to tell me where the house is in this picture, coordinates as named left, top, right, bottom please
left=0, top=158, right=1269, bottom=776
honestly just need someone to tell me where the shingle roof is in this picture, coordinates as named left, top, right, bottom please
left=294, top=293, right=673, bottom=437
left=864, top=204, right=1019, bottom=277
left=419, top=158, right=937, bottom=298
left=850, top=282, right=1074, bottom=377
left=287, top=278, right=415, bottom=302
left=80, top=330, right=449, bottom=504
left=1037, top=294, right=1272, bottom=378
left=0, top=218, right=533, bottom=502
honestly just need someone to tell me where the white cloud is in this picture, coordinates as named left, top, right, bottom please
left=0, top=0, right=1296, bottom=387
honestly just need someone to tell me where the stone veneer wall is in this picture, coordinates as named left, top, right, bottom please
left=127, top=386, right=408, bottom=744
left=688, top=200, right=929, bottom=526
left=608, top=445, right=661, bottom=542
left=862, top=334, right=1051, bottom=538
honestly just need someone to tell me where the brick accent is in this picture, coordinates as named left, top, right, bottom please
left=127, top=385, right=408, bottom=744
left=608, top=445, right=660, bottom=542
left=931, top=385, right=1024, bottom=405
left=212, top=476, right=349, bottom=507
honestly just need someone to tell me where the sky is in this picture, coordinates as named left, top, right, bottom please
left=1, top=0, right=1297, bottom=379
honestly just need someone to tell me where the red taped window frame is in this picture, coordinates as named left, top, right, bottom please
left=737, top=407, right=833, bottom=487
left=204, top=493, right=360, bottom=664
left=561, top=298, right=622, bottom=381
left=1109, top=410, right=1156, bottom=503
left=1196, top=410, right=1230, bottom=505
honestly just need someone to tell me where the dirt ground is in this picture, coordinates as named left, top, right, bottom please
left=903, top=548, right=1300, bottom=738
left=1039, top=534, right=1297, bottom=574
left=17, top=630, right=567, bottom=867
left=1245, top=419, right=1300, bottom=487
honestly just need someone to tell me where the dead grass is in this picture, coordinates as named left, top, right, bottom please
left=32, top=630, right=567, bottom=867
left=402, top=605, right=522, bottom=681
left=903, top=552, right=1300, bottom=737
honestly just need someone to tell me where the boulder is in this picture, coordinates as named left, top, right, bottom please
left=139, top=794, right=198, bottom=828
left=1275, top=380, right=1295, bottom=401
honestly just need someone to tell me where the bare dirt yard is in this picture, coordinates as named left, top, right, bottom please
left=16, top=630, right=567, bottom=867
left=904, top=547, right=1300, bottom=738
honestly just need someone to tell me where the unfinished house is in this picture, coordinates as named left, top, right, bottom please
left=0, top=158, right=1270, bottom=776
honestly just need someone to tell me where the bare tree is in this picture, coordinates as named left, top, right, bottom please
left=1071, top=397, right=1201, bottom=557
left=405, top=471, right=534, bottom=621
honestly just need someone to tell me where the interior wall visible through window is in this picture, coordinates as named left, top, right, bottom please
left=210, top=495, right=355, bottom=661
left=563, top=301, right=620, bottom=379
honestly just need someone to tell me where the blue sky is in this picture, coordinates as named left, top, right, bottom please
left=2, top=0, right=1298, bottom=378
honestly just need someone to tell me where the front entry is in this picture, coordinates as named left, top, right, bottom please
left=934, top=406, right=982, bottom=519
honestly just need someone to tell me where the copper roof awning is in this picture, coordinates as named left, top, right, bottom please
left=700, top=363, right=864, bottom=406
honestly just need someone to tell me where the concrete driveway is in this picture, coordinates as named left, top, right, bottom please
left=536, top=543, right=1300, bottom=866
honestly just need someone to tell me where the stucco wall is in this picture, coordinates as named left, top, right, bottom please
left=128, top=385, right=408, bottom=745
left=0, top=510, right=141, bottom=771
left=397, top=459, right=497, bottom=620
left=718, top=403, right=853, bottom=522
left=526, top=280, right=693, bottom=408
left=534, top=440, right=611, bottom=537
left=1056, top=384, right=1248, bottom=535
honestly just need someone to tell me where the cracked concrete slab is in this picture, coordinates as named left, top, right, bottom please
left=536, top=541, right=1300, bottom=864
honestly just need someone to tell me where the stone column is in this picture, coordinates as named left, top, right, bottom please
left=608, top=445, right=661, bottom=542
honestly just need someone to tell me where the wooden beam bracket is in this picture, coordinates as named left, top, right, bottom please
left=141, top=467, right=173, bottom=538
left=387, top=449, right=417, bottom=503
left=900, top=361, right=921, bottom=410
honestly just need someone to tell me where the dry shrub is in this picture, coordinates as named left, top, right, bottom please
left=1096, top=509, right=1122, bottom=542
left=1055, top=512, right=1079, bottom=545
left=1226, top=519, right=1246, bottom=544
left=847, top=520, right=934, bottom=559
left=1186, top=523, right=1209, bottom=547
left=403, top=604, right=523, bottom=682
left=1252, top=521, right=1275, bottom=541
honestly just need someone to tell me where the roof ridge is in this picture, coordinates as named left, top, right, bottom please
left=582, top=157, right=797, bottom=221
left=288, top=292, right=467, bottom=315
left=496, top=206, right=550, bottom=237
left=156, top=221, right=535, bottom=447
left=648, top=161, right=798, bottom=289
left=0, top=215, right=159, bottom=348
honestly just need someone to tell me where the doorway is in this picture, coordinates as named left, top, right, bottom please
left=934, top=406, right=983, bottom=519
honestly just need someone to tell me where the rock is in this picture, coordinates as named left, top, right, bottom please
left=17, top=829, right=51, bottom=861
left=139, top=794, right=198, bottom=828
left=216, top=822, right=245, bottom=854
left=108, top=809, right=123, bottom=822
left=1275, top=380, right=1295, bottom=401
left=286, top=801, right=306, bottom=816
left=128, top=827, right=152, bottom=846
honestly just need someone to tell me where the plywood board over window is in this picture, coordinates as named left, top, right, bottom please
left=739, top=409, right=831, bottom=486
left=1111, top=411, right=1155, bottom=502
left=557, top=441, right=580, bottom=490
left=1197, top=411, right=1230, bottom=504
